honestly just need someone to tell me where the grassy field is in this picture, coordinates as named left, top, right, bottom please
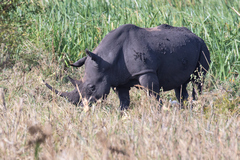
left=0, top=0, right=240, bottom=159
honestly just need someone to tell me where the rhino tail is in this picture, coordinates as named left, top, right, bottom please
left=198, top=43, right=211, bottom=73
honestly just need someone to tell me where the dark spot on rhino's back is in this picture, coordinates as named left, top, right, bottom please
left=158, top=24, right=174, bottom=30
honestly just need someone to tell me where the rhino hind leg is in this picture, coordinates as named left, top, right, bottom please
left=174, top=83, right=189, bottom=103
left=191, top=79, right=204, bottom=100
left=115, top=87, right=130, bottom=110
left=191, top=65, right=207, bottom=100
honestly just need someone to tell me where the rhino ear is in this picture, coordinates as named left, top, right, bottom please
left=70, top=56, right=87, bottom=67
left=85, top=49, right=101, bottom=62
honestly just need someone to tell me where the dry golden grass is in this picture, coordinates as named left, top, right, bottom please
left=0, top=50, right=239, bottom=159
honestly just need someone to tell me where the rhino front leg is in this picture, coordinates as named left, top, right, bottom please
left=138, top=73, right=161, bottom=102
left=115, top=87, right=130, bottom=110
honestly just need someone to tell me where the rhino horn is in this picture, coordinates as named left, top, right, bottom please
left=43, top=80, right=60, bottom=95
left=85, top=48, right=101, bottom=62
left=67, top=76, right=80, bottom=87
left=43, top=80, right=80, bottom=104
left=70, top=56, right=87, bottom=67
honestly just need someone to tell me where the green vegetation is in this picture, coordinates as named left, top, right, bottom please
left=2, top=0, right=239, bottom=79
left=0, top=0, right=239, bottom=159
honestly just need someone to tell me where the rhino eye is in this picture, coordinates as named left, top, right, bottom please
left=88, top=85, right=96, bottom=92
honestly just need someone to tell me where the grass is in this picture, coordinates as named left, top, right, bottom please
left=0, top=0, right=240, bottom=159
left=0, top=60, right=239, bottom=159
left=21, top=0, right=240, bottom=80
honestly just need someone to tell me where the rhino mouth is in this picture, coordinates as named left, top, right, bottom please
left=79, top=97, right=96, bottom=108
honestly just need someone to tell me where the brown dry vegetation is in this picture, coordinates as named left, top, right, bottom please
left=0, top=45, right=240, bottom=160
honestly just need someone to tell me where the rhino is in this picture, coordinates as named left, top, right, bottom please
left=44, top=24, right=210, bottom=110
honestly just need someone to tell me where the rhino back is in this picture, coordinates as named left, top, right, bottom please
left=93, top=24, right=204, bottom=90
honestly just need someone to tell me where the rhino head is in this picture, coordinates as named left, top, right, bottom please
left=44, top=49, right=111, bottom=106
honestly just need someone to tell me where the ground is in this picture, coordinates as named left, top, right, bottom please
left=0, top=58, right=239, bottom=159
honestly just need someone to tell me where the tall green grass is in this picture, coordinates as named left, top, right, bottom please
left=7, top=0, right=240, bottom=81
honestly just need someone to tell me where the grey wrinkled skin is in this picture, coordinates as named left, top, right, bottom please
left=44, top=24, right=211, bottom=110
